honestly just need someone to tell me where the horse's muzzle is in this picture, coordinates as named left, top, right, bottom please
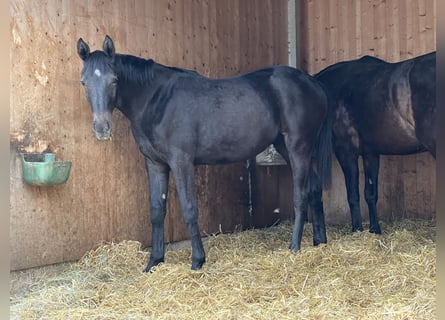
left=93, top=129, right=112, bottom=141
left=92, top=115, right=112, bottom=141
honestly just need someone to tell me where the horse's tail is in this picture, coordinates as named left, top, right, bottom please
left=315, top=85, right=334, bottom=190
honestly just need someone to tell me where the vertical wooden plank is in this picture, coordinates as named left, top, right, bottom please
left=418, top=0, right=427, bottom=54
left=216, top=0, right=231, bottom=75
left=399, top=155, right=417, bottom=217
left=246, top=0, right=260, bottom=71
left=415, top=153, right=435, bottom=218
left=410, top=0, right=420, bottom=56
left=310, top=0, right=317, bottom=71
left=228, top=0, right=241, bottom=73
left=361, top=0, right=375, bottom=56
left=388, top=0, right=401, bottom=61
left=207, top=0, right=218, bottom=76
left=181, top=0, right=193, bottom=69
left=405, top=0, right=414, bottom=57
left=197, top=0, right=211, bottom=76
left=398, top=0, right=408, bottom=57
left=346, top=0, right=357, bottom=59
left=259, top=0, right=274, bottom=66
left=337, top=0, right=349, bottom=61
left=309, top=1, right=323, bottom=73
left=298, top=0, right=310, bottom=71
left=374, top=0, right=387, bottom=57
left=354, top=0, right=362, bottom=57
left=272, top=0, right=288, bottom=65
left=426, top=0, right=435, bottom=51
left=327, top=0, right=338, bottom=64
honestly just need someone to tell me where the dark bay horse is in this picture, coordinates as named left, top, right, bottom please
left=77, top=35, right=332, bottom=271
left=314, top=52, right=435, bottom=234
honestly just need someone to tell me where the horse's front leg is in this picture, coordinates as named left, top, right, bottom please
left=170, top=156, right=205, bottom=270
left=144, top=161, right=170, bottom=272
left=336, top=149, right=363, bottom=232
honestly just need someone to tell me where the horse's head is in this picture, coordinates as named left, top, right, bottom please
left=77, top=35, right=118, bottom=140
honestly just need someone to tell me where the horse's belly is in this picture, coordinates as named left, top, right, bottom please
left=195, top=133, right=276, bottom=165
left=364, top=136, right=423, bottom=155
left=347, top=102, right=423, bottom=155
left=362, top=121, right=423, bottom=155
left=194, top=107, right=280, bottom=164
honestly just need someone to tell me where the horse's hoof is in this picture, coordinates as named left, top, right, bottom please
left=352, top=226, right=364, bottom=233
left=143, top=266, right=154, bottom=273
left=143, top=258, right=164, bottom=273
left=191, top=258, right=205, bottom=270
left=369, top=226, right=382, bottom=234
left=289, top=244, right=301, bottom=253
left=313, top=233, right=327, bottom=246
left=313, top=239, right=327, bottom=246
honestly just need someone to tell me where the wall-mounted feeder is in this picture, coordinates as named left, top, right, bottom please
left=20, top=153, right=72, bottom=186
left=256, top=145, right=287, bottom=166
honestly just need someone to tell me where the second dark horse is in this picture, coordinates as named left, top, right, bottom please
left=315, top=52, right=436, bottom=234
left=77, top=36, right=332, bottom=271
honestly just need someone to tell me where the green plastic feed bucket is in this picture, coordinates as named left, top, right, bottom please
left=21, top=153, right=72, bottom=186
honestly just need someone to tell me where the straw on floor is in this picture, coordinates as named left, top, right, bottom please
left=10, top=219, right=435, bottom=319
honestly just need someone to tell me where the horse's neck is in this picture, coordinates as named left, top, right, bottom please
left=116, top=62, right=176, bottom=120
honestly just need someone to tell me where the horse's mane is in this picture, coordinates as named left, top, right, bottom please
left=114, top=54, right=156, bottom=85
left=115, top=54, right=198, bottom=85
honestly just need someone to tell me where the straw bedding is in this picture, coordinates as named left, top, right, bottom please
left=10, top=219, right=435, bottom=319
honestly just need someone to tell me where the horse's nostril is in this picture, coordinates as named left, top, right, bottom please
left=93, top=121, right=111, bottom=133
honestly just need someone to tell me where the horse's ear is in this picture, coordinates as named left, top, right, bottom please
left=77, top=38, right=90, bottom=61
left=103, top=35, right=115, bottom=60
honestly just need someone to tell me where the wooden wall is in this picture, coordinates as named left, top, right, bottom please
left=10, top=0, right=288, bottom=270
left=254, top=0, right=436, bottom=227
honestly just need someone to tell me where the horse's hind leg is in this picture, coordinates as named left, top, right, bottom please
left=144, top=161, right=170, bottom=272
left=283, top=135, right=313, bottom=252
left=363, top=154, right=381, bottom=234
left=169, top=156, right=205, bottom=270
left=274, top=136, right=308, bottom=223
left=275, top=135, right=326, bottom=244
left=306, top=166, right=327, bottom=245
